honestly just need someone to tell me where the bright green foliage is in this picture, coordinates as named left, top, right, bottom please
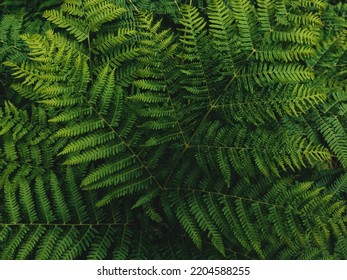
left=0, top=0, right=347, bottom=259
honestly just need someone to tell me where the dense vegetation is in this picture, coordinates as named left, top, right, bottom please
left=0, top=0, right=346, bottom=260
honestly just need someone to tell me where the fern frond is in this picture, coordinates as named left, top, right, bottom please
left=230, top=0, right=257, bottom=51
left=217, top=84, right=326, bottom=125
left=255, top=45, right=315, bottom=62
left=244, top=62, right=314, bottom=87
left=85, top=1, right=126, bottom=32
left=43, top=10, right=89, bottom=41
left=315, top=114, right=347, bottom=169
left=165, top=174, right=347, bottom=259
left=193, top=121, right=330, bottom=180
left=43, top=0, right=126, bottom=42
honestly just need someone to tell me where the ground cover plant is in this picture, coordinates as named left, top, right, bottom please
left=0, top=0, right=347, bottom=259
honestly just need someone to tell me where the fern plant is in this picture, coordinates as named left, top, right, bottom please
left=1, top=0, right=347, bottom=259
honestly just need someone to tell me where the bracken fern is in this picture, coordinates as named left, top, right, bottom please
left=0, top=0, right=347, bottom=259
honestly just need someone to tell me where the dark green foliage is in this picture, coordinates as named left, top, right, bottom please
left=0, top=0, right=347, bottom=259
